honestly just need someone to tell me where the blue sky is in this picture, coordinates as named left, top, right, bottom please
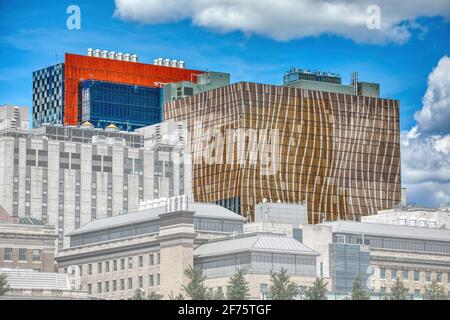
left=1, top=0, right=450, bottom=207
left=1, top=0, right=449, bottom=131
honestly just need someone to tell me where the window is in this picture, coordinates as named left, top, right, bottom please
left=97, top=282, right=102, bottom=294
left=157, top=253, right=160, bottom=265
left=414, top=271, right=420, bottom=281
left=157, top=273, right=160, bottom=286
left=436, top=272, right=442, bottom=283
left=113, top=280, right=117, bottom=291
left=402, top=270, right=408, bottom=280
left=3, top=248, right=12, bottom=261
left=391, top=270, right=397, bottom=280
left=260, top=283, right=268, bottom=300
left=120, top=279, right=125, bottom=291
left=426, top=271, right=431, bottom=282
left=113, top=260, right=117, bottom=272
left=414, top=289, right=421, bottom=295
left=88, top=283, right=92, bottom=295
left=32, top=249, right=41, bottom=262
left=139, top=276, right=143, bottom=288
left=139, top=255, right=143, bottom=267
left=149, top=274, right=154, bottom=287
left=121, top=258, right=125, bottom=270
left=105, top=261, right=110, bottom=273
left=380, top=287, right=386, bottom=293
left=88, top=264, right=93, bottom=275
left=128, top=257, right=133, bottom=269
left=128, top=277, right=133, bottom=289
left=149, top=254, right=154, bottom=266
left=98, top=262, right=102, bottom=273
left=79, top=265, right=83, bottom=276
left=105, top=281, right=110, bottom=293
left=19, top=248, right=27, bottom=261
left=380, top=268, right=386, bottom=279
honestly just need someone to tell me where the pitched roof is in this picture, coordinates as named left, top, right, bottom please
left=0, top=268, right=70, bottom=291
left=322, top=220, right=450, bottom=242
left=68, top=202, right=243, bottom=236
left=194, top=233, right=318, bottom=258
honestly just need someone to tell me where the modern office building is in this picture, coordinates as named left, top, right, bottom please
left=79, top=80, right=162, bottom=131
left=0, top=268, right=89, bottom=300
left=363, top=204, right=450, bottom=229
left=32, top=49, right=203, bottom=128
left=163, top=76, right=401, bottom=222
left=302, top=221, right=450, bottom=296
left=0, top=105, right=29, bottom=130
left=0, top=119, right=191, bottom=249
left=0, top=206, right=57, bottom=272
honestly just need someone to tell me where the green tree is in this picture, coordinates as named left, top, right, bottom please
left=182, top=265, right=208, bottom=300
left=227, top=268, right=250, bottom=300
left=214, top=287, right=226, bottom=300
left=131, top=288, right=146, bottom=300
left=147, top=291, right=163, bottom=300
left=424, top=279, right=447, bottom=300
left=268, top=268, right=300, bottom=300
left=351, top=273, right=370, bottom=300
left=0, top=273, right=9, bottom=296
left=386, top=278, right=409, bottom=300
left=304, top=278, right=328, bottom=300
left=169, top=291, right=185, bottom=300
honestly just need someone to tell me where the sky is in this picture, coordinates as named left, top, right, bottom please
left=0, top=0, right=449, bottom=207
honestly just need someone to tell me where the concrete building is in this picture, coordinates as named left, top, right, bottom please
left=302, top=221, right=450, bottom=297
left=164, top=76, right=401, bottom=222
left=0, top=105, right=29, bottom=130
left=55, top=197, right=322, bottom=300
left=0, top=206, right=56, bottom=272
left=0, top=120, right=191, bottom=249
left=363, top=204, right=450, bottom=229
left=0, top=268, right=89, bottom=300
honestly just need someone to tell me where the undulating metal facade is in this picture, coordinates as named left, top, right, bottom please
left=163, top=82, right=401, bottom=223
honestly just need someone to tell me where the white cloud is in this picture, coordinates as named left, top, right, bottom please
left=402, top=56, right=450, bottom=207
left=113, top=0, right=450, bottom=44
left=414, top=56, right=450, bottom=134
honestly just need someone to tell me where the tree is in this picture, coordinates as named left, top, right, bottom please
left=424, top=279, right=447, bottom=300
left=182, top=265, right=208, bottom=300
left=351, top=273, right=370, bottom=300
left=268, top=268, right=300, bottom=300
left=0, top=273, right=9, bottom=296
left=131, top=288, right=146, bottom=300
left=213, top=287, right=226, bottom=300
left=386, top=278, right=409, bottom=300
left=227, top=268, right=250, bottom=300
left=304, top=278, right=328, bottom=300
left=169, top=291, right=185, bottom=300
left=147, top=291, right=163, bottom=300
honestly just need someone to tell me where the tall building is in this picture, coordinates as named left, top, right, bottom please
left=0, top=105, right=29, bottom=130
left=0, top=120, right=191, bottom=249
left=32, top=50, right=203, bottom=129
left=163, top=77, right=401, bottom=222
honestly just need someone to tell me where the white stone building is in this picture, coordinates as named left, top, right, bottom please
left=0, top=105, right=29, bottom=131
left=0, top=119, right=191, bottom=249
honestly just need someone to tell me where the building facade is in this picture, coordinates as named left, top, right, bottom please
left=0, top=120, right=191, bottom=249
left=79, top=80, right=162, bottom=131
left=32, top=50, right=203, bottom=128
left=164, top=81, right=401, bottom=222
left=0, top=207, right=56, bottom=272
left=0, top=105, right=29, bottom=130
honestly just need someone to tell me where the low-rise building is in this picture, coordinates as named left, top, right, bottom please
left=0, top=206, right=56, bottom=272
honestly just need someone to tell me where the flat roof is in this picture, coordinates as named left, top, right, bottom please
left=68, top=202, right=244, bottom=236
left=321, top=221, right=450, bottom=242
left=194, top=233, right=318, bottom=258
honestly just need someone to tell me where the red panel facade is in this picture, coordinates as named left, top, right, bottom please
left=63, top=53, right=203, bottom=125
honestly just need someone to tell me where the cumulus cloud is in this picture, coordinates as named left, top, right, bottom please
left=113, top=0, right=450, bottom=44
left=402, top=56, right=450, bottom=207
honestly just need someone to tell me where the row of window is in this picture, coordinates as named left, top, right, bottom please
left=87, top=274, right=161, bottom=295
left=379, top=268, right=449, bottom=283
left=2, top=248, right=41, bottom=262
left=77, top=253, right=160, bottom=276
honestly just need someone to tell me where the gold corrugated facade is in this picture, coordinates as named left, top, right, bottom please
left=164, top=82, right=401, bottom=223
